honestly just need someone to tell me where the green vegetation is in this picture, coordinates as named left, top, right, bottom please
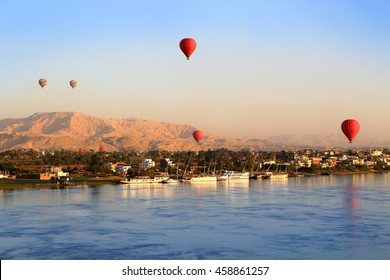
left=0, top=148, right=389, bottom=189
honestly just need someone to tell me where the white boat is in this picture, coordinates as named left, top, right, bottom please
left=217, top=170, right=250, bottom=181
left=121, top=174, right=169, bottom=184
left=121, top=176, right=152, bottom=184
left=179, top=153, right=217, bottom=183
left=181, top=175, right=217, bottom=183
left=262, top=172, right=288, bottom=180
left=153, top=174, right=170, bottom=182
left=270, top=173, right=288, bottom=179
left=261, top=164, right=288, bottom=180
left=161, top=178, right=179, bottom=184
left=256, top=171, right=273, bottom=179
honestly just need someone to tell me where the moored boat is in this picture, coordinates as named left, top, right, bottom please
left=217, top=170, right=250, bottom=181
left=180, top=175, right=217, bottom=183
left=161, top=178, right=179, bottom=184
left=262, top=172, right=288, bottom=180
left=120, top=174, right=169, bottom=184
left=255, top=171, right=273, bottom=179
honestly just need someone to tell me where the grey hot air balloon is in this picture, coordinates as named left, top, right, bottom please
left=69, top=80, right=77, bottom=89
left=39, top=79, right=47, bottom=89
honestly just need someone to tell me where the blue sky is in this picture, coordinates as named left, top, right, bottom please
left=1, top=0, right=389, bottom=140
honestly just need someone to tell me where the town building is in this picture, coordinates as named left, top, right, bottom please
left=142, top=159, right=155, bottom=170
left=160, top=158, right=175, bottom=170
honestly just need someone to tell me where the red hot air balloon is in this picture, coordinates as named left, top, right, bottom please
left=341, top=119, right=360, bottom=143
left=179, top=38, right=197, bottom=60
left=192, top=130, right=204, bottom=143
left=79, top=147, right=85, bottom=154
left=99, top=145, right=107, bottom=152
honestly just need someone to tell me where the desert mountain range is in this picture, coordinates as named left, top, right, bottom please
left=0, top=112, right=387, bottom=152
left=0, top=112, right=274, bottom=152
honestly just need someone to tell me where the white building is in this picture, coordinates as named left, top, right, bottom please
left=115, top=165, right=131, bottom=174
left=371, top=150, right=383, bottom=157
left=142, top=159, right=155, bottom=170
left=55, top=171, right=69, bottom=178
left=160, top=158, right=175, bottom=171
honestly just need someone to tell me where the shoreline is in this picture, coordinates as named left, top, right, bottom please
left=1, top=171, right=387, bottom=190
left=0, top=177, right=120, bottom=190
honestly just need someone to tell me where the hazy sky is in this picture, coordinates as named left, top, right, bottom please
left=1, top=0, right=389, bottom=140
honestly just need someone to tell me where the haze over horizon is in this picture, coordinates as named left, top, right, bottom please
left=1, top=0, right=389, bottom=141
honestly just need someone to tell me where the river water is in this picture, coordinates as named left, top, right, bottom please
left=1, top=174, right=390, bottom=260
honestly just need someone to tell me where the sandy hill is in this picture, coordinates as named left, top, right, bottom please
left=0, top=112, right=273, bottom=151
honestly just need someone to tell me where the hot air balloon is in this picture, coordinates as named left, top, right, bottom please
left=341, top=119, right=360, bottom=143
left=69, top=80, right=77, bottom=89
left=192, top=130, right=204, bottom=143
left=39, top=79, right=47, bottom=89
left=79, top=147, right=85, bottom=154
left=99, top=145, right=107, bottom=152
left=179, top=38, right=197, bottom=60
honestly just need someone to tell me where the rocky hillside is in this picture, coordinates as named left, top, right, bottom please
left=0, top=112, right=274, bottom=151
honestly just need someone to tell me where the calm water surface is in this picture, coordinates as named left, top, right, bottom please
left=1, top=174, right=390, bottom=260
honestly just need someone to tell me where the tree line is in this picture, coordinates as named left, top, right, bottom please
left=1, top=148, right=389, bottom=176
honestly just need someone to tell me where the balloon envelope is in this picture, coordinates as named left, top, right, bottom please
left=39, top=79, right=47, bottom=89
left=192, top=130, right=204, bottom=143
left=341, top=119, right=360, bottom=143
left=79, top=148, right=85, bottom=154
left=99, top=145, right=107, bottom=152
left=69, top=80, right=77, bottom=89
left=179, top=38, right=197, bottom=60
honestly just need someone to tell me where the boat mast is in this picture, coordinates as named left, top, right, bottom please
left=176, top=155, right=181, bottom=180
left=242, top=159, right=248, bottom=173
left=206, top=161, right=212, bottom=175
left=183, top=152, right=192, bottom=178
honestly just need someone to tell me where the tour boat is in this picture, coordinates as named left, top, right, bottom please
left=180, top=175, right=217, bottom=183
left=217, top=170, right=250, bottom=181
left=120, top=174, right=169, bottom=184
left=262, top=172, right=288, bottom=179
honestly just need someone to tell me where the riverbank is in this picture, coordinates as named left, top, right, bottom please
left=2, top=171, right=388, bottom=190
left=0, top=175, right=123, bottom=190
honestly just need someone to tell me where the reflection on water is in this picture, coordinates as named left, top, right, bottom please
left=345, top=182, right=360, bottom=224
left=1, top=174, right=390, bottom=260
